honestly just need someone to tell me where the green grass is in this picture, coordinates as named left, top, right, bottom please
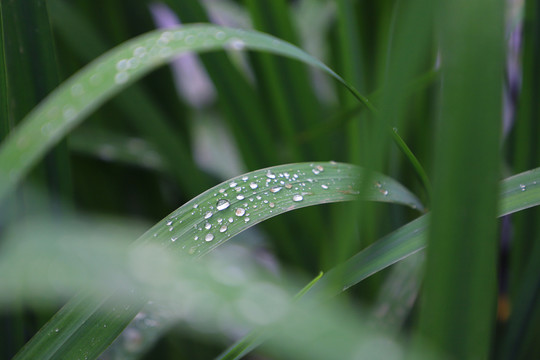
left=1, top=0, right=539, bottom=359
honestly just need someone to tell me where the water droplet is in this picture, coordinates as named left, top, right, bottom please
left=219, top=188, right=226, bottom=194
left=321, top=184, right=329, bottom=190
left=375, top=181, right=382, bottom=188
left=193, top=204, right=199, bottom=209
left=312, top=168, right=320, bottom=175
left=215, top=31, right=226, bottom=40
left=520, top=184, right=526, bottom=192
left=205, top=223, right=212, bottom=230
left=270, top=186, right=282, bottom=193
left=285, top=184, right=293, bottom=189
left=266, top=171, right=276, bottom=179
left=235, top=208, right=245, bottom=216
left=227, top=38, right=245, bottom=50
left=71, top=83, right=84, bottom=97
left=292, top=194, right=303, bottom=202
left=115, top=72, right=129, bottom=84
left=204, top=211, right=213, bottom=219
left=194, top=236, right=199, bottom=241
left=230, top=181, right=238, bottom=188
left=116, top=59, right=128, bottom=71
left=168, top=227, right=173, bottom=232
left=220, top=225, right=228, bottom=233
left=63, top=107, right=77, bottom=122
left=244, top=217, right=250, bottom=223
left=269, top=202, right=275, bottom=208
left=55, top=328, right=59, bottom=333
left=242, top=175, right=249, bottom=181
left=205, top=233, right=214, bottom=242
left=316, top=165, right=324, bottom=172
left=133, top=46, right=147, bottom=57
left=166, top=220, right=173, bottom=226
left=228, top=217, right=234, bottom=223
left=236, top=194, right=245, bottom=200
left=127, top=57, right=140, bottom=69
left=382, top=190, right=389, bottom=196
left=249, top=182, right=258, bottom=189
left=158, top=31, right=172, bottom=45
left=217, top=199, right=230, bottom=211
left=171, top=236, right=178, bottom=242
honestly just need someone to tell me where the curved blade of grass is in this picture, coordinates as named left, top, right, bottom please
left=17, top=165, right=540, bottom=360
left=0, top=24, right=425, bottom=203
left=13, top=161, right=421, bottom=360
left=134, top=161, right=423, bottom=257
left=216, top=167, right=540, bottom=359
left=315, top=171, right=540, bottom=298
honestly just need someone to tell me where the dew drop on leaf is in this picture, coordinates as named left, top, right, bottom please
left=249, top=182, right=258, bottom=190
left=215, top=31, right=226, bottom=40
left=220, top=225, right=228, bottom=233
left=227, top=38, right=245, bottom=50
left=204, top=211, right=213, bottom=219
left=235, top=208, right=245, bottom=216
left=205, top=233, right=214, bottom=242
left=217, top=199, right=230, bottom=211
left=70, top=83, right=84, bottom=97
left=292, top=194, right=303, bottom=202
left=133, top=46, right=147, bottom=57
left=114, top=72, right=129, bottom=84
left=116, top=59, right=128, bottom=71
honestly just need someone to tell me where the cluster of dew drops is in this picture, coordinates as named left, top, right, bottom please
left=111, top=27, right=257, bottom=88
left=153, top=163, right=340, bottom=256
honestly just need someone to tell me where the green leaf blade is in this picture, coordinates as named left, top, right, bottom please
left=0, top=24, right=346, bottom=202
left=138, top=162, right=423, bottom=258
